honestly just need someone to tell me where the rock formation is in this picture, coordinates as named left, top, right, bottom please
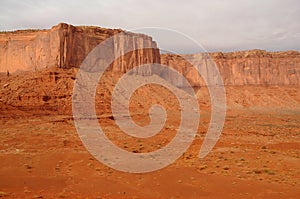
left=0, top=23, right=160, bottom=74
left=0, top=23, right=299, bottom=86
left=161, top=50, right=300, bottom=86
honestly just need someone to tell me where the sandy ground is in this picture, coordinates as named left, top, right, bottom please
left=0, top=70, right=299, bottom=198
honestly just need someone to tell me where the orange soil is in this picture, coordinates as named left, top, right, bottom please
left=0, top=69, right=299, bottom=198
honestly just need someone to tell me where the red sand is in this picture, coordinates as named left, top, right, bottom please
left=0, top=69, right=299, bottom=198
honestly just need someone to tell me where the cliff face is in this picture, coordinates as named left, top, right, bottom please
left=0, top=29, right=58, bottom=72
left=1, top=24, right=299, bottom=86
left=0, top=23, right=160, bottom=73
left=161, top=50, right=300, bottom=86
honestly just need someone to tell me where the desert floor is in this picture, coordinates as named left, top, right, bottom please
left=0, top=70, right=299, bottom=198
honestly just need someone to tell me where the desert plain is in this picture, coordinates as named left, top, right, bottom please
left=0, top=24, right=299, bottom=198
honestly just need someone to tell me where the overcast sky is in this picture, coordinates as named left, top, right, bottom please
left=0, top=0, right=299, bottom=53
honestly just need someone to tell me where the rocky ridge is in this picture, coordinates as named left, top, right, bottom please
left=161, top=50, right=300, bottom=86
left=0, top=24, right=299, bottom=87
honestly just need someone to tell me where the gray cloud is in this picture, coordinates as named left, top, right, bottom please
left=0, top=0, right=299, bottom=53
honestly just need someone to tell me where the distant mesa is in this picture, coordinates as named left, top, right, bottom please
left=161, top=50, right=300, bottom=86
left=0, top=23, right=299, bottom=86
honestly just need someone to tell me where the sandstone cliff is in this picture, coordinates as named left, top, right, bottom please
left=161, top=50, right=300, bottom=86
left=1, top=24, right=299, bottom=86
left=0, top=23, right=160, bottom=74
